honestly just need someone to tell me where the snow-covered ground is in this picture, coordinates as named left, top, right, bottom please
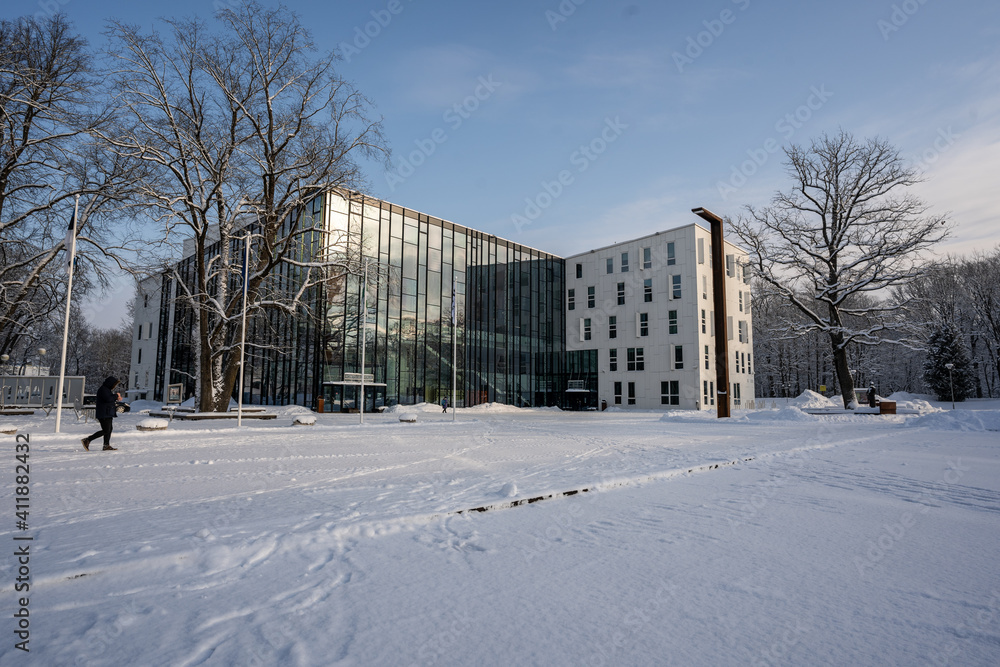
left=2, top=398, right=999, bottom=665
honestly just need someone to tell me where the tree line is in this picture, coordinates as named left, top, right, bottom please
left=0, top=4, right=386, bottom=409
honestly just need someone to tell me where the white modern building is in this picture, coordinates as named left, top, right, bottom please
left=565, top=223, right=755, bottom=410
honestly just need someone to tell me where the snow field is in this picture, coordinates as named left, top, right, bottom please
left=1, top=403, right=998, bottom=665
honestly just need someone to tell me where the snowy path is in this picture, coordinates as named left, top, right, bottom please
left=2, top=407, right=999, bottom=665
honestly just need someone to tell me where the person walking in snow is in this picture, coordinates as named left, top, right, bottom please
left=82, top=376, right=121, bottom=451
left=441, top=397, right=448, bottom=413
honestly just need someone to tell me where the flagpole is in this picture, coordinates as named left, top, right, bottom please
left=54, top=195, right=79, bottom=434
left=359, top=258, right=368, bottom=426
left=237, top=230, right=250, bottom=428
left=451, top=275, right=457, bottom=423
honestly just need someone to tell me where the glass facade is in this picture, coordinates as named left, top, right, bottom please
left=320, top=191, right=566, bottom=409
left=158, top=189, right=587, bottom=411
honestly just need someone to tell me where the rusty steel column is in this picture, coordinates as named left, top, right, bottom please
left=692, top=207, right=730, bottom=418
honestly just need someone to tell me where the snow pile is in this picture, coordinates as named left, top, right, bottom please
left=658, top=410, right=717, bottom=424
left=465, top=402, right=523, bottom=413
left=293, top=414, right=317, bottom=426
left=789, top=390, right=837, bottom=409
left=893, top=398, right=940, bottom=414
left=385, top=402, right=445, bottom=414
left=136, top=418, right=169, bottom=431
left=499, top=482, right=518, bottom=498
left=398, top=413, right=418, bottom=423
left=887, top=391, right=935, bottom=403
left=745, top=406, right=820, bottom=422
left=279, top=405, right=315, bottom=416
left=908, top=409, right=1000, bottom=432
left=130, top=399, right=162, bottom=412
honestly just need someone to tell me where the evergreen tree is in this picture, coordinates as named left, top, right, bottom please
left=923, top=323, right=975, bottom=401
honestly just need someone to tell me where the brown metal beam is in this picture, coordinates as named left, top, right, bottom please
left=692, top=207, right=731, bottom=418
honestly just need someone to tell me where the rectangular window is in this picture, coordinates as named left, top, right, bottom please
left=739, top=320, right=748, bottom=343
left=148, top=323, right=153, bottom=338
left=610, top=348, right=618, bottom=372
left=607, top=257, right=614, bottom=274
left=671, top=275, right=682, bottom=299
left=639, top=313, right=649, bottom=337
left=703, top=380, right=709, bottom=407
left=617, top=282, right=625, bottom=305
left=673, top=345, right=684, bottom=370
left=667, top=241, right=676, bottom=266
left=609, top=316, right=617, bottom=339
left=644, top=278, right=653, bottom=302
left=643, top=247, right=652, bottom=270
left=726, top=254, right=735, bottom=278
left=704, top=345, right=710, bottom=370
left=627, top=381, right=636, bottom=405
left=621, top=252, right=629, bottom=272
left=727, top=315, right=734, bottom=340
left=587, top=286, right=595, bottom=309
left=701, top=309, right=707, bottom=334
left=739, top=291, right=743, bottom=312
left=735, top=351, right=740, bottom=374
left=143, top=293, right=149, bottom=308
left=661, top=381, right=680, bottom=406
left=583, top=318, right=592, bottom=341
left=668, top=310, right=678, bottom=335
left=614, top=381, right=622, bottom=405
left=745, top=291, right=751, bottom=314
left=702, top=275, right=708, bottom=300
left=748, top=353, right=752, bottom=375
left=710, top=381, right=715, bottom=406
left=743, top=264, right=751, bottom=284
left=698, top=238, right=705, bottom=265
left=627, top=347, right=645, bottom=371
left=576, top=263, right=583, bottom=279
left=137, top=348, right=142, bottom=364
left=734, top=382, right=742, bottom=407
left=137, top=326, right=142, bottom=341
left=568, top=288, right=575, bottom=311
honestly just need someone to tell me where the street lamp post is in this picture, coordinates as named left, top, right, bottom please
left=945, top=363, right=955, bottom=410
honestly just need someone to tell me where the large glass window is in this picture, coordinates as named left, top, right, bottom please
left=627, top=347, right=644, bottom=371
left=661, top=381, right=679, bottom=405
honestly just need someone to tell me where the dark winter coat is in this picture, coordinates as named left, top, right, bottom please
left=95, top=376, right=120, bottom=420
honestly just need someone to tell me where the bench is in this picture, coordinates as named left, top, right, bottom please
left=73, top=401, right=96, bottom=423
left=149, top=411, right=276, bottom=421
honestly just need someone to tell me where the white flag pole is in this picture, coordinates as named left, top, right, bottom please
left=451, top=275, right=457, bottom=423
left=54, top=195, right=79, bottom=434
left=359, top=258, right=369, bottom=426
left=237, top=230, right=250, bottom=428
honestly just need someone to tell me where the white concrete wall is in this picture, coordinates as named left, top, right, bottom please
left=565, top=223, right=755, bottom=410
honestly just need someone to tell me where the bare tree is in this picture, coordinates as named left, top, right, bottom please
left=0, top=15, right=139, bottom=359
left=104, top=1, right=387, bottom=411
left=730, top=131, right=949, bottom=408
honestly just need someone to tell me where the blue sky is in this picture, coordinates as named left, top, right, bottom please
left=8, top=0, right=999, bottom=320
